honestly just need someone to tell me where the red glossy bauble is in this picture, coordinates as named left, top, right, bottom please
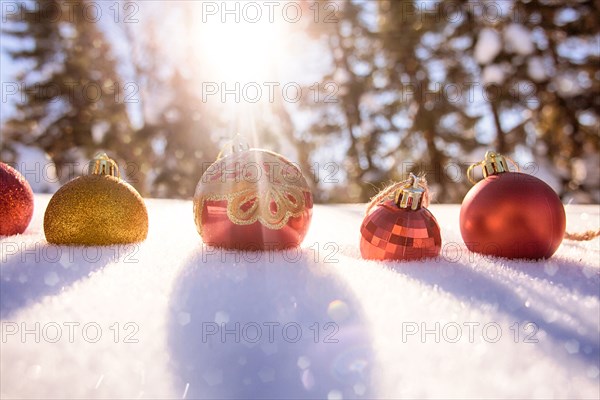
left=460, top=172, right=565, bottom=259
left=360, top=200, right=442, bottom=261
left=193, top=149, right=313, bottom=250
left=0, top=162, right=34, bottom=236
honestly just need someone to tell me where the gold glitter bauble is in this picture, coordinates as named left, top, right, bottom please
left=44, top=154, right=148, bottom=245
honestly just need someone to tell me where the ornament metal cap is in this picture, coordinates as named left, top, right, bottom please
left=467, top=151, right=518, bottom=184
left=395, top=173, right=424, bottom=210
left=88, top=153, right=120, bottom=177
left=481, top=151, right=508, bottom=178
left=217, top=134, right=250, bottom=159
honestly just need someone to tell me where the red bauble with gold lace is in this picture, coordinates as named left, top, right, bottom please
left=193, top=148, right=313, bottom=250
left=360, top=174, right=441, bottom=261
left=0, top=162, right=34, bottom=236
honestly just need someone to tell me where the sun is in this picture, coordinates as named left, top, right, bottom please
left=193, top=12, right=284, bottom=82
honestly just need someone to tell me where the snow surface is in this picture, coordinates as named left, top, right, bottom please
left=1, top=195, right=599, bottom=399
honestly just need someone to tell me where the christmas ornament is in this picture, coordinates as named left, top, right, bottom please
left=193, top=140, right=313, bottom=250
left=460, top=151, right=565, bottom=259
left=0, top=162, right=34, bottom=236
left=360, top=173, right=441, bottom=261
left=44, top=153, right=148, bottom=245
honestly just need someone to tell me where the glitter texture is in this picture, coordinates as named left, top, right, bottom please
left=0, top=162, right=34, bottom=236
left=44, top=175, right=148, bottom=245
left=360, top=200, right=441, bottom=261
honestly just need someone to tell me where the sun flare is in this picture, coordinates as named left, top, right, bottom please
left=194, top=15, right=284, bottom=82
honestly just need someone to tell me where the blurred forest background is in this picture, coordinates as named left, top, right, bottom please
left=1, top=0, right=598, bottom=203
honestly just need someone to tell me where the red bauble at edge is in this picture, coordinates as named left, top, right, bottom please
left=460, top=172, right=566, bottom=260
left=0, top=162, right=34, bottom=236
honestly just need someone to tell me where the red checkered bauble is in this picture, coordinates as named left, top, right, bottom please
left=360, top=174, right=441, bottom=261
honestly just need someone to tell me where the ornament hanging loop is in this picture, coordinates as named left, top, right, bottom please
left=366, top=173, right=430, bottom=215
left=467, top=151, right=520, bottom=184
left=395, top=173, right=426, bottom=210
left=217, top=134, right=250, bottom=160
left=89, top=153, right=120, bottom=178
left=467, top=162, right=484, bottom=185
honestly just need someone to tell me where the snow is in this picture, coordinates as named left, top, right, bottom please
left=474, top=28, right=502, bottom=64
left=1, top=195, right=599, bottom=399
left=475, top=24, right=535, bottom=64
left=504, top=24, right=535, bottom=56
left=555, top=73, right=584, bottom=97
left=527, top=56, right=548, bottom=82
left=481, top=64, right=506, bottom=85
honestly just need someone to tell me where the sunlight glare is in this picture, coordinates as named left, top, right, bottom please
left=194, top=17, right=283, bottom=82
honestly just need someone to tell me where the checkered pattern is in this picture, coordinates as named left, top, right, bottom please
left=360, top=200, right=442, bottom=261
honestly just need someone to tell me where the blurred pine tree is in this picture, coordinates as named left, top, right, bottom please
left=3, top=0, right=137, bottom=187
left=2, top=0, right=598, bottom=202
left=377, top=0, right=480, bottom=201
left=299, top=1, right=386, bottom=202
left=118, top=2, right=221, bottom=198
left=474, top=0, right=600, bottom=202
left=299, top=0, right=599, bottom=203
